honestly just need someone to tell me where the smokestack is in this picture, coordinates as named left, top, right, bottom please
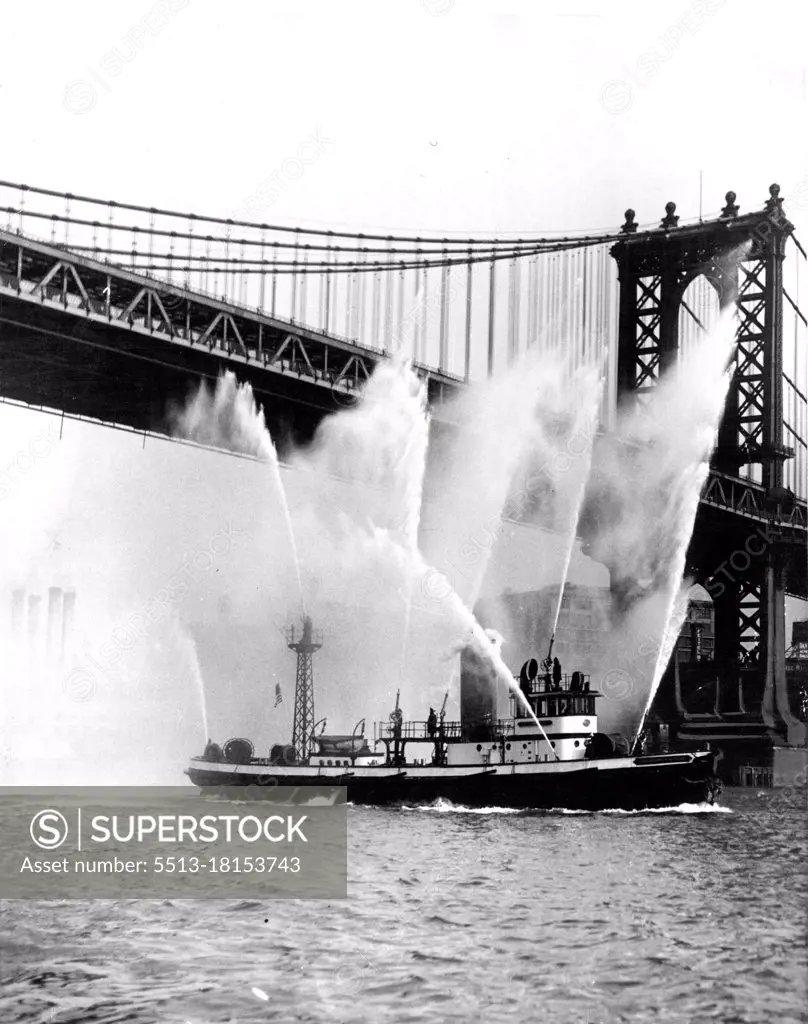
left=47, top=587, right=63, bottom=658
left=27, top=594, right=42, bottom=651
left=460, top=630, right=502, bottom=740
left=61, top=591, right=76, bottom=659
left=11, top=590, right=25, bottom=636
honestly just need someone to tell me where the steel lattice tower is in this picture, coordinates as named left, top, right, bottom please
left=288, top=616, right=322, bottom=759
left=608, top=185, right=805, bottom=748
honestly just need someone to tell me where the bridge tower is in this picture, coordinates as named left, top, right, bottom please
left=287, top=616, right=322, bottom=759
left=610, top=185, right=805, bottom=751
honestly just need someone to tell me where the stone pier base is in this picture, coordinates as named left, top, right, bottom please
left=772, top=744, right=808, bottom=788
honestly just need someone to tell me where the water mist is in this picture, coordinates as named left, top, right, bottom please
left=170, top=375, right=306, bottom=613
left=422, top=353, right=603, bottom=615
left=580, top=314, right=736, bottom=744
left=3, top=302, right=735, bottom=785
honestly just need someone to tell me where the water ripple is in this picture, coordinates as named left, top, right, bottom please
left=1, top=789, right=805, bottom=1023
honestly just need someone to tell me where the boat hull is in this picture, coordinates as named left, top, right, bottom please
left=186, top=752, right=720, bottom=811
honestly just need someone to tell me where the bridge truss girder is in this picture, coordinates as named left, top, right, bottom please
left=0, top=227, right=460, bottom=422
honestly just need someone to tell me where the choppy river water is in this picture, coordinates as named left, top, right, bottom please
left=1, top=787, right=806, bottom=1024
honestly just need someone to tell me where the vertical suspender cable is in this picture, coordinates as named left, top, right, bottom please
left=271, top=240, right=278, bottom=317
left=371, top=257, right=381, bottom=346
left=397, top=260, right=406, bottom=357
left=439, top=243, right=449, bottom=372
left=413, top=245, right=422, bottom=362
left=300, top=243, right=309, bottom=324
left=107, top=200, right=115, bottom=258
left=421, top=259, right=429, bottom=364
left=259, top=228, right=266, bottom=313
left=290, top=230, right=298, bottom=322
left=514, top=251, right=521, bottom=360
left=384, top=237, right=394, bottom=352
left=488, top=255, right=496, bottom=377
left=324, top=240, right=332, bottom=332
left=358, top=244, right=367, bottom=341
left=167, top=231, right=175, bottom=284
left=224, top=219, right=232, bottom=301
left=148, top=207, right=155, bottom=272
left=187, top=213, right=195, bottom=291
left=582, top=246, right=589, bottom=366
left=464, top=250, right=473, bottom=381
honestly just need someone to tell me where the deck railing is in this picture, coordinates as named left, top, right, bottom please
left=374, top=719, right=520, bottom=743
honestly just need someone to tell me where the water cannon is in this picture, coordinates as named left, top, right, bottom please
left=541, top=634, right=555, bottom=672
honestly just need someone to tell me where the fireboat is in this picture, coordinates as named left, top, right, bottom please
left=186, top=618, right=720, bottom=810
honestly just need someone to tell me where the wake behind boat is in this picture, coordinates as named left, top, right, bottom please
left=187, top=619, right=720, bottom=811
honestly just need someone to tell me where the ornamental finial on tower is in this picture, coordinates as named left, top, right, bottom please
left=765, top=183, right=784, bottom=217
left=621, top=209, right=638, bottom=233
left=721, top=191, right=739, bottom=218
left=660, top=201, right=679, bottom=229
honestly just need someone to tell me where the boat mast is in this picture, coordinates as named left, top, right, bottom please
left=287, top=616, right=323, bottom=760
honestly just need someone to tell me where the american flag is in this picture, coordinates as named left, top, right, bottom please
left=274, top=684, right=283, bottom=708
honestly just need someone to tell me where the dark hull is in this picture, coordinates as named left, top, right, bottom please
left=187, top=753, right=720, bottom=811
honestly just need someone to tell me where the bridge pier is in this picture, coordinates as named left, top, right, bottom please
left=764, top=554, right=805, bottom=746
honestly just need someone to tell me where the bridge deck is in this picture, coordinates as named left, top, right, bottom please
left=0, top=227, right=463, bottom=423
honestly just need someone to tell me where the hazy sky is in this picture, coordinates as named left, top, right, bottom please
left=2, top=0, right=806, bottom=642
left=3, top=0, right=807, bottom=237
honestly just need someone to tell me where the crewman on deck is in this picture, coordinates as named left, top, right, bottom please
left=541, top=654, right=552, bottom=688
left=391, top=705, right=404, bottom=765
left=553, top=657, right=563, bottom=689
left=427, top=707, right=437, bottom=737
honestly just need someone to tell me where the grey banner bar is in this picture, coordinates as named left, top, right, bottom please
left=0, top=787, right=347, bottom=899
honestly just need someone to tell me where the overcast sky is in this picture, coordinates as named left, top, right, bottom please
left=3, top=0, right=807, bottom=236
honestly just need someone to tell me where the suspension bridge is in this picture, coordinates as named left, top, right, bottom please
left=0, top=178, right=805, bottom=765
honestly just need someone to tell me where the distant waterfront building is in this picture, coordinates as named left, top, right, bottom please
left=480, top=583, right=715, bottom=670
left=8, top=585, right=76, bottom=664
left=788, top=619, right=808, bottom=659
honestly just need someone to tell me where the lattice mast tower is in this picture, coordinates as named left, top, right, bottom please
left=287, top=616, right=322, bottom=759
